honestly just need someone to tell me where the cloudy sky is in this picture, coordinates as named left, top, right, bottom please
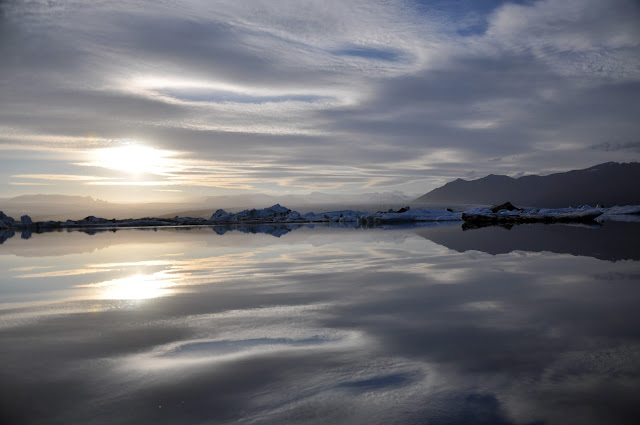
left=1, top=0, right=639, bottom=202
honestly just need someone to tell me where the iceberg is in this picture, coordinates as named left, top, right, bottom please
left=207, top=204, right=304, bottom=224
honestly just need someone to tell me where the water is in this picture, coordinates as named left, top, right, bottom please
left=1, top=222, right=640, bottom=424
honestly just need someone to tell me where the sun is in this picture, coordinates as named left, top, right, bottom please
left=90, top=143, right=174, bottom=176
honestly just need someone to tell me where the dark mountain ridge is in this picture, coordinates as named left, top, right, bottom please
left=414, top=162, right=640, bottom=208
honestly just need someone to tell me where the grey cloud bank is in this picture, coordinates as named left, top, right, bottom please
left=1, top=0, right=639, bottom=201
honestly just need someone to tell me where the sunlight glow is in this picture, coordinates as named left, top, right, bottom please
left=131, top=76, right=317, bottom=97
left=88, top=143, right=176, bottom=176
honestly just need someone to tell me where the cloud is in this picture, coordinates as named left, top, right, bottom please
left=591, top=140, right=640, bottom=152
left=9, top=182, right=54, bottom=186
left=12, top=174, right=116, bottom=181
left=0, top=0, right=639, bottom=199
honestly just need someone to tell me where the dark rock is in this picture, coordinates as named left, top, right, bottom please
left=20, top=215, right=34, bottom=226
left=384, top=206, right=411, bottom=214
left=79, top=216, right=109, bottom=224
left=490, top=202, right=522, bottom=213
left=37, top=221, right=62, bottom=229
left=0, top=211, right=15, bottom=226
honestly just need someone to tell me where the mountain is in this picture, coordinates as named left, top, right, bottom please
left=3, top=194, right=108, bottom=205
left=414, top=162, right=640, bottom=208
left=0, top=195, right=193, bottom=221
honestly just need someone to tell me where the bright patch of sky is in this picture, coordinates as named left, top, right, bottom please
left=0, top=0, right=639, bottom=202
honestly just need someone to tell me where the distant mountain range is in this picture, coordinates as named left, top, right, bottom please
left=0, top=195, right=194, bottom=221
left=3, top=194, right=108, bottom=205
left=0, top=191, right=414, bottom=221
left=414, top=162, right=640, bottom=208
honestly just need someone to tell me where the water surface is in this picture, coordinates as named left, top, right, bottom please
left=1, top=223, right=640, bottom=424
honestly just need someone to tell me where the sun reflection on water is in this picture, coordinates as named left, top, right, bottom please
left=77, top=271, right=177, bottom=300
left=60, top=252, right=259, bottom=303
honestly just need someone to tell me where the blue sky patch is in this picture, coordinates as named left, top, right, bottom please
left=334, top=47, right=402, bottom=62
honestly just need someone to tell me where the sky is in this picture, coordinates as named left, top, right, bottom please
left=1, top=0, right=639, bottom=203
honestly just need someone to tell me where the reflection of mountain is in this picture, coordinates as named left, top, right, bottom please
left=415, top=162, right=640, bottom=207
left=415, top=221, right=640, bottom=262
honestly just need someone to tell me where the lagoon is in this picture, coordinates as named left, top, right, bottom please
left=1, top=222, right=640, bottom=424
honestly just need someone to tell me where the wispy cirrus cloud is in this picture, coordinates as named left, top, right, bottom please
left=12, top=174, right=117, bottom=181
left=9, top=182, right=54, bottom=186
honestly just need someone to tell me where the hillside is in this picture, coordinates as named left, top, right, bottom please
left=414, top=162, right=640, bottom=208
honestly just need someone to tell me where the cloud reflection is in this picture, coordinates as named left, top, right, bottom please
left=1, top=226, right=640, bottom=424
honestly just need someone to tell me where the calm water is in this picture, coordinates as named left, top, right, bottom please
left=1, top=222, right=640, bottom=424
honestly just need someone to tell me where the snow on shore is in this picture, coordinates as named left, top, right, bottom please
left=461, top=205, right=603, bottom=224
left=461, top=204, right=640, bottom=224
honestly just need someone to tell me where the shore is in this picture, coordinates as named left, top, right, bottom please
left=1, top=203, right=639, bottom=232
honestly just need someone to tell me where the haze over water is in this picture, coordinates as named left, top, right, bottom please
left=1, top=222, right=640, bottom=424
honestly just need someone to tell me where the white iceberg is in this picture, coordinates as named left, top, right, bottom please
left=207, top=204, right=305, bottom=224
